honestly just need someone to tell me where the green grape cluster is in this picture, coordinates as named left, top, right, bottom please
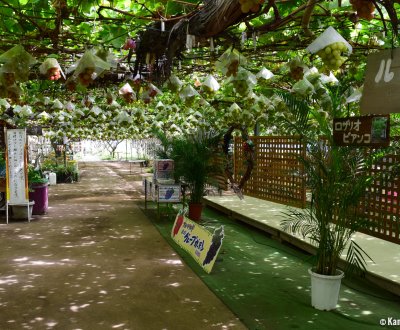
left=316, top=42, right=348, bottom=70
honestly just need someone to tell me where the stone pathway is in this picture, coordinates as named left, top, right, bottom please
left=0, top=161, right=245, bottom=330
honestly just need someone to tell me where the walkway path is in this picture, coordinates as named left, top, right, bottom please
left=0, top=161, right=245, bottom=330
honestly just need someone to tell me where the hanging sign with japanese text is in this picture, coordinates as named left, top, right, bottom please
left=333, top=115, right=390, bottom=147
left=360, top=48, right=400, bottom=115
left=6, top=129, right=28, bottom=204
left=171, top=214, right=224, bottom=274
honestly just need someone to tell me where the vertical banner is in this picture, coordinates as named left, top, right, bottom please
left=171, top=214, right=224, bottom=274
left=6, top=129, right=28, bottom=204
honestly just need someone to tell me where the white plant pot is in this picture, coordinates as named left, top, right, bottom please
left=49, top=172, right=57, bottom=185
left=309, top=268, right=344, bottom=311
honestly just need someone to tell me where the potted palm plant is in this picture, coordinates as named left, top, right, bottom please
left=281, top=111, right=383, bottom=311
left=167, top=129, right=223, bottom=221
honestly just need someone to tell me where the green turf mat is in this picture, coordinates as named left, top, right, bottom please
left=143, top=203, right=400, bottom=330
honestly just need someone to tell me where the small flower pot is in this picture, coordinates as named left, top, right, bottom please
left=188, top=203, right=203, bottom=222
left=29, top=182, right=49, bottom=215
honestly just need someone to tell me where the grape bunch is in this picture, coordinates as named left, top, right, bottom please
left=349, top=0, right=375, bottom=21
left=288, top=57, right=306, bottom=81
left=226, top=60, right=239, bottom=77
left=2, top=72, right=16, bottom=85
left=106, top=92, right=114, bottom=105
left=65, top=78, right=77, bottom=91
left=47, top=67, right=62, bottom=81
left=239, top=0, right=264, bottom=13
left=316, top=42, right=348, bottom=70
left=290, top=66, right=304, bottom=81
left=123, top=38, right=136, bottom=50
left=122, top=92, right=135, bottom=104
left=232, top=79, right=250, bottom=96
left=78, top=67, right=95, bottom=86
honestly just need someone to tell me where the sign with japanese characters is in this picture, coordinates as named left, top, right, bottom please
left=360, top=48, right=400, bottom=115
left=6, top=129, right=28, bottom=204
left=171, top=214, right=224, bottom=274
left=333, top=115, right=390, bottom=146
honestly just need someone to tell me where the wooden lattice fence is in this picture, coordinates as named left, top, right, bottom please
left=360, top=153, right=400, bottom=244
left=234, top=136, right=306, bottom=208
left=234, top=135, right=399, bottom=244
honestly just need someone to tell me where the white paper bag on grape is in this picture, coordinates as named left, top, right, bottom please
left=40, top=58, right=65, bottom=81
left=68, top=50, right=110, bottom=87
left=227, top=102, right=242, bottom=121
left=229, top=67, right=257, bottom=96
left=306, top=27, right=352, bottom=70
left=116, top=110, right=133, bottom=124
left=141, top=83, right=162, bottom=104
left=292, top=78, right=314, bottom=97
left=164, top=74, right=183, bottom=92
left=216, top=48, right=247, bottom=77
left=119, top=82, right=136, bottom=103
left=179, top=85, right=200, bottom=106
left=0, top=45, right=36, bottom=83
left=202, top=75, right=220, bottom=94
left=256, top=67, right=274, bottom=80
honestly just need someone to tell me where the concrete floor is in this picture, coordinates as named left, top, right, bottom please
left=0, top=161, right=246, bottom=330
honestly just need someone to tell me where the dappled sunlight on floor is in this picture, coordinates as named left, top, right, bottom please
left=186, top=210, right=400, bottom=329
left=0, top=161, right=245, bottom=329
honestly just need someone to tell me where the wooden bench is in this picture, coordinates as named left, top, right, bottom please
left=128, top=160, right=147, bottom=173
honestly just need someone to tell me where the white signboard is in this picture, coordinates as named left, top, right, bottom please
left=360, top=48, right=400, bottom=115
left=6, top=129, right=28, bottom=204
left=157, top=184, right=181, bottom=203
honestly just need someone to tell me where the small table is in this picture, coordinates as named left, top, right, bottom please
left=128, top=160, right=146, bottom=173
left=144, top=178, right=186, bottom=218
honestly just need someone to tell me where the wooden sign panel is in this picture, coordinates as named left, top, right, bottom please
left=333, top=115, right=390, bottom=146
left=360, top=48, right=400, bottom=115
left=6, top=129, right=28, bottom=204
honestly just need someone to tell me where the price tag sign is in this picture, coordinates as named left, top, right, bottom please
left=360, top=48, right=400, bottom=115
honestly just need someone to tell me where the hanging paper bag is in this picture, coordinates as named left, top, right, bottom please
left=216, top=48, right=247, bottom=77
left=68, top=50, right=111, bottom=86
left=306, top=27, right=352, bottom=70
left=40, top=58, right=65, bottom=81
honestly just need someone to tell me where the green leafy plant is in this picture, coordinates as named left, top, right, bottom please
left=165, top=129, right=223, bottom=204
left=53, top=164, right=79, bottom=183
left=28, top=166, right=48, bottom=188
left=281, top=110, right=379, bottom=276
left=282, top=142, right=374, bottom=275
